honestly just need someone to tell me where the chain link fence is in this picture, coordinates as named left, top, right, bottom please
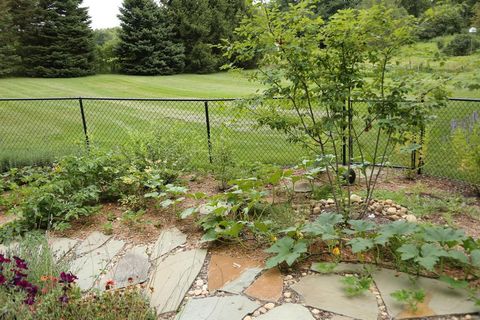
left=0, top=97, right=479, bottom=184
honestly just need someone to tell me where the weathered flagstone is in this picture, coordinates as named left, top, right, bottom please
left=69, top=238, right=124, bottom=291
left=49, top=237, right=78, bottom=260
left=372, top=268, right=479, bottom=319
left=330, top=315, right=355, bottom=320
left=75, top=232, right=111, bottom=256
left=292, top=274, right=378, bottom=320
left=310, top=262, right=368, bottom=274
left=256, top=304, right=315, bottom=320
left=174, top=295, right=260, bottom=320
left=244, top=268, right=283, bottom=301
left=96, top=245, right=150, bottom=290
left=208, top=254, right=262, bottom=291
left=221, top=266, right=263, bottom=294
left=150, top=227, right=186, bottom=261
left=148, top=248, right=207, bottom=315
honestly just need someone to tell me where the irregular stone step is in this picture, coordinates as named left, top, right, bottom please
left=148, top=248, right=207, bottom=315
left=221, top=267, right=263, bottom=294
left=48, top=237, right=78, bottom=261
left=69, top=237, right=124, bottom=291
left=372, top=268, right=479, bottom=319
left=208, top=254, right=262, bottom=291
left=175, top=295, right=260, bottom=320
left=75, top=232, right=111, bottom=256
left=310, top=262, right=368, bottom=274
left=96, top=245, right=150, bottom=290
left=292, top=274, right=378, bottom=320
left=150, top=228, right=187, bottom=261
left=244, top=268, right=283, bottom=302
left=256, top=303, right=315, bottom=320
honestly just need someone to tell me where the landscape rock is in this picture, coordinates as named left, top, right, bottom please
left=372, top=268, right=479, bottom=319
left=256, top=304, right=315, bottom=320
left=386, top=207, right=397, bottom=215
left=70, top=237, right=125, bottom=291
left=49, top=237, right=78, bottom=261
left=404, top=214, right=417, bottom=223
left=75, top=232, right=111, bottom=256
left=150, top=227, right=186, bottom=261
left=208, top=254, right=262, bottom=291
left=148, top=248, right=207, bottom=314
left=292, top=274, right=378, bottom=320
left=96, top=245, right=150, bottom=290
left=221, top=267, right=263, bottom=294
left=175, top=295, right=260, bottom=320
left=350, top=194, right=362, bottom=203
left=294, top=180, right=313, bottom=193
left=244, top=268, right=283, bottom=302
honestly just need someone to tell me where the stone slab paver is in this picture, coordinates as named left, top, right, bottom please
left=208, top=254, right=261, bottom=291
left=75, top=232, right=111, bottom=256
left=311, top=262, right=367, bottom=274
left=150, top=227, right=186, bottom=261
left=96, top=245, right=150, bottom=290
left=221, top=266, right=263, bottom=294
left=69, top=237, right=124, bottom=291
left=244, top=267, right=283, bottom=302
left=49, top=237, right=78, bottom=260
left=372, top=268, right=479, bottom=319
left=330, top=315, right=355, bottom=320
left=292, top=274, right=378, bottom=320
left=174, top=295, right=260, bottom=320
left=256, top=303, right=315, bottom=320
left=148, top=248, right=207, bottom=315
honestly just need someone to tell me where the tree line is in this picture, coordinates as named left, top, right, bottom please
left=0, top=0, right=479, bottom=78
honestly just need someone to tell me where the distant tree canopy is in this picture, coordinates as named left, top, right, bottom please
left=5, top=0, right=95, bottom=77
left=165, top=0, right=250, bottom=73
left=0, top=0, right=20, bottom=76
left=116, top=0, right=185, bottom=75
left=93, top=28, right=120, bottom=74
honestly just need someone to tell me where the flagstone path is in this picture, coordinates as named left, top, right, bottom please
left=2, top=229, right=479, bottom=320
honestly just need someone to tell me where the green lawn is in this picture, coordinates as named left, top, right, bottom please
left=0, top=72, right=260, bottom=99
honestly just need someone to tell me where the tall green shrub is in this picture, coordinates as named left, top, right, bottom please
left=0, top=0, right=20, bottom=77
left=452, top=121, right=480, bottom=194
left=418, top=3, right=465, bottom=39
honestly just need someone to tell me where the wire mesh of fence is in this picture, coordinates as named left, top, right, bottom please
left=0, top=97, right=479, bottom=184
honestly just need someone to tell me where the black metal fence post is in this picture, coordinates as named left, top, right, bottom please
left=342, top=100, right=347, bottom=166
left=78, top=97, right=90, bottom=150
left=348, top=98, right=354, bottom=165
left=204, top=101, right=213, bottom=163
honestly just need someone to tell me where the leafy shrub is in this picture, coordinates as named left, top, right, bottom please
left=442, top=34, right=480, bottom=56
left=418, top=3, right=465, bottom=39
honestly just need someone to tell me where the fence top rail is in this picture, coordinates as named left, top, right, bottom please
left=0, top=97, right=243, bottom=102
left=0, top=96, right=478, bottom=102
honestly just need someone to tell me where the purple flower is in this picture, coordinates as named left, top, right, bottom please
left=0, top=274, right=5, bottom=285
left=13, top=257, right=28, bottom=270
left=12, top=271, right=27, bottom=285
left=24, top=295, right=36, bottom=305
left=0, top=254, right=11, bottom=264
left=59, top=272, right=77, bottom=284
left=59, top=294, right=69, bottom=304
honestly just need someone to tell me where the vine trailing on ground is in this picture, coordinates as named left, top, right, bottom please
left=223, top=0, right=448, bottom=220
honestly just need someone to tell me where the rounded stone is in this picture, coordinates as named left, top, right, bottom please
left=259, top=307, right=267, bottom=314
left=386, top=207, right=397, bottom=215
left=384, top=199, right=393, bottom=205
left=405, top=214, right=417, bottom=223
left=313, top=206, right=321, bottom=214
left=244, top=316, right=253, bottom=320
left=195, top=279, right=205, bottom=287
left=284, top=291, right=292, bottom=298
left=350, top=194, right=362, bottom=203
left=264, top=303, right=275, bottom=310
left=311, top=309, right=320, bottom=315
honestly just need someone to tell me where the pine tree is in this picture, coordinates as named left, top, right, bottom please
left=0, top=0, right=20, bottom=76
left=116, top=0, right=185, bottom=75
left=18, top=0, right=95, bottom=77
left=166, top=0, right=248, bottom=73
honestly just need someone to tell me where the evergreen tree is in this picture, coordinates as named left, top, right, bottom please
left=18, top=0, right=95, bottom=77
left=166, top=0, right=248, bottom=73
left=0, top=0, right=20, bottom=76
left=116, top=0, right=185, bottom=75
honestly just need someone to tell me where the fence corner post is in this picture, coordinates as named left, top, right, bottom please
left=204, top=101, right=213, bottom=164
left=78, top=97, right=90, bottom=151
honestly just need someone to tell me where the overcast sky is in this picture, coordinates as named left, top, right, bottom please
left=83, top=0, right=123, bottom=29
